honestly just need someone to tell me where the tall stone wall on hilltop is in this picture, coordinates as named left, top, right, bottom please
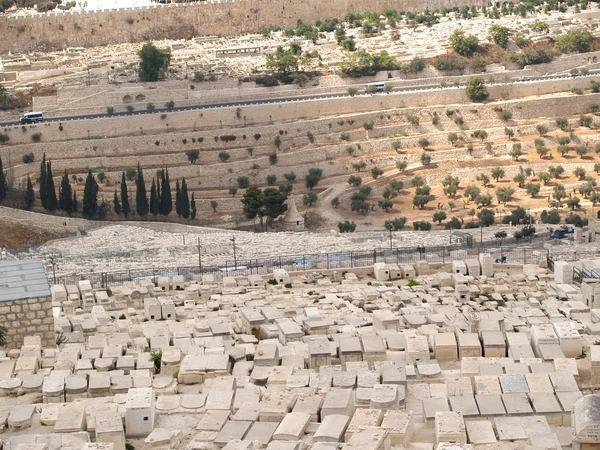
left=0, top=0, right=487, bottom=54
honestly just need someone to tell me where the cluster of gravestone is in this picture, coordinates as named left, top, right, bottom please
left=4, top=253, right=600, bottom=450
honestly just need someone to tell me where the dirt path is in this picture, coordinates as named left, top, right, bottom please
left=318, top=183, right=352, bottom=227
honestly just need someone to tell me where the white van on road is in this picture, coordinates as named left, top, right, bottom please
left=20, top=112, right=43, bottom=124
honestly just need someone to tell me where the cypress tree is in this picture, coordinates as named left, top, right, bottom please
left=181, top=177, right=190, bottom=219
left=190, top=193, right=196, bottom=220
left=39, top=154, right=47, bottom=208
left=175, top=180, right=182, bottom=218
left=24, top=175, right=34, bottom=209
left=72, top=191, right=78, bottom=213
left=45, top=160, right=58, bottom=211
left=120, top=172, right=130, bottom=218
left=135, top=163, right=148, bottom=216
left=113, top=190, right=122, bottom=215
left=150, top=178, right=159, bottom=216
left=82, top=170, right=98, bottom=218
left=0, top=156, right=7, bottom=203
left=59, top=170, right=73, bottom=214
left=160, top=168, right=172, bottom=215
left=156, top=173, right=161, bottom=208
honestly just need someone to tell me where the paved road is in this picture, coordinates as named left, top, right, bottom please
left=1, top=71, right=595, bottom=127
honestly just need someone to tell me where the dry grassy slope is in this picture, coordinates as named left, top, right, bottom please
left=4, top=91, right=600, bottom=228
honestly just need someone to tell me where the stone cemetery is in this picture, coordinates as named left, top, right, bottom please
left=0, top=249, right=599, bottom=449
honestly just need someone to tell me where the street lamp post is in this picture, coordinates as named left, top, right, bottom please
left=231, top=236, right=237, bottom=270
left=197, top=238, right=202, bottom=274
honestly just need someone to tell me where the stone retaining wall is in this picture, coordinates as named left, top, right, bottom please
left=0, top=0, right=487, bottom=54
left=0, top=296, right=55, bottom=349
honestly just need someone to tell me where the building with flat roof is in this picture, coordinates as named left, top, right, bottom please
left=0, top=259, right=54, bottom=348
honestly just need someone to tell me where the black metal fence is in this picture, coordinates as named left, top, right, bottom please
left=53, top=238, right=550, bottom=289
left=548, top=250, right=600, bottom=284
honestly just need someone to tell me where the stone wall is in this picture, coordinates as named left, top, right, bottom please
left=0, top=296, right=55, bottom=349
left=0, top=0, right=487, bottom=54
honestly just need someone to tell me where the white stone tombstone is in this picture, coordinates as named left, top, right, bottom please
left=373, top=263, right=390, bottom=282
left=125, top=388, right=155, bottom=437
left=554, top=261, right=574, bottom=284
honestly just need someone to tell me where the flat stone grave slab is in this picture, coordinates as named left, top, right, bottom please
left=244, top=422, right=279, bottom=445
left=313, top=414, right=350, bottom=443
left=156, top=395, right=181, bottom=412
left=233, top=404, right=261, bottom=422
left=499, top=374, right=529, bottom=394
left=197, top=410, right=231, bottom=431
left=501, top=393, right=534, bottom=415
left=55, top=403, right=85, bottom=433
left=479, top=364, right=503, bottom=376
left=273, top=412, right=310, bottom=440
left=474, top=376, right=502, bottom=395
left=466, top=420, right=497, bottom=444
left=504, top=363, right=529, bottom=375
left=214, top=421, right=252, bottom=446
left=525, top=373, right=554, bottom=393
left=449, top=395, right=480, bottom=417
left=145, top=428, right=178, bottom=447
left=232, top=389, right=259, bottom=413
left=292, top=396, right=323, bottom=422
left=181, top=394, right=206, bottom=410
left=528, top=392, right=562, bottom=414
left=8, top=405, right=36, bottom=429
left=321, top=389, right=353, bottom=418
left=475, top=395, right=506, bottom=417
left=357, top=372, right=379, bottom=388
left=494, top=417, right=529, bottom=441
left=549, top=372, right=579, bottom=392
left=556, top=390, right=583, bottom=413
left=346, top=409, right=383, bottom=440
left=423, top=397, right=450, bottom=422
left=205, top=390, right=234, bottom=410
left=380, top=410, right=413, bottom=446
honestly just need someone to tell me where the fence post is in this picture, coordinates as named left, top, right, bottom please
left=303, top=255, right=306, bottom=272
left=442, top=247, right=445, bottom=264
left=351, top=252, right=354, bottom=268
left=279, top=256, right=282, bottom=268
left=373, top=249, right=377, bottom=264
left=327, top=254, right=330, bottom=270
left=523, top=248, right=526, bottom=265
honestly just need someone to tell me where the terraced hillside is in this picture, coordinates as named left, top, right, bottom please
left=3, top=81, right=600, bottom=231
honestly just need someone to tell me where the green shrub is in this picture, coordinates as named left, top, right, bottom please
left=338, top=220, right=357, bottom=232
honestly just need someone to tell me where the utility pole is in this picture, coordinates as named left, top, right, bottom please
left=51, top=256, right=57, bottom=284
left=231, top=236, right=237, bottom=270
left=197, top=238, right=202, bottom=274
